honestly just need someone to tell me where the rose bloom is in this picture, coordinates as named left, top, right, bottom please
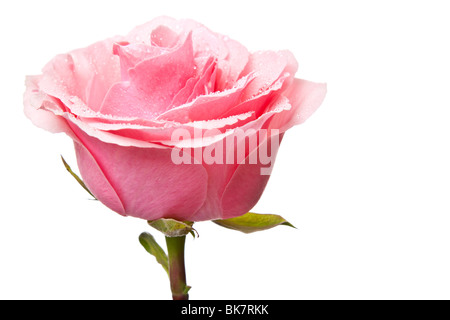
left=24, top=17, right=326, bottom=222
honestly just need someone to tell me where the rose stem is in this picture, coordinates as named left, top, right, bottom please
left=165, top=235, right=189, bottom=300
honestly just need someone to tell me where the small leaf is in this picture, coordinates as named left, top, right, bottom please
left=61, top=155, right=96, bottom=199
left=139, top=232, right=169, bottom=275
left=213, top=212, right=296, bottom=234
left=148, top=219, right=197, bottom=238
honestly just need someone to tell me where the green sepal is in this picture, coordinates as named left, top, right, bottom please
left=213, top=212, right=296, bottom=234
left=61, top=155, right=96, bottom=199
left=148, top=219, right=197, bottom=238
left=138, top=232, right=169, bottom=275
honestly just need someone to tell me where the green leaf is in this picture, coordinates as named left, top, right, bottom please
left=148, top=219, right=197, bottom=238
left=213, top=212, right=296, bottom=234
left=139, top=232, right=169, bottom=275
left=61, top=155, right=96, bottom=199
left=183, top=285, right=192, bottom=295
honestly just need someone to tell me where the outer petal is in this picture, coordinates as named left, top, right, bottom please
left=219, top=73, right=289, bottom=119
left=186, top=162, right=235, bottom=221
left=74, top=141, right=126, bottom=215
left=72, top=128, right=209, bottom=221
left=220, top=139, right=281, bottom=219
left=215, top=80, right=326, bottom=219
left=23, top=76, right=72, bottom=135
left=104, top=111, right=255, bottom=147
left=39, top=38, right=122, bottom=112
left=269, top=78, right=327, bottom=132
left=189, top=131, right=283, bottom=221
left=188, top=98, right=290, bottom=221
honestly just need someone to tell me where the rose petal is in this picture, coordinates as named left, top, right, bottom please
left=126, top=16, right=202, bottom=45
left=39, top=39, right=121, bottom=113
left=185, top=56, right=217, bottom=103
left=186, top=162, right=234, bottom=221
left=181, top=97, right=291, bottom=221
left=215, top=37, right=249, bottom=91
left=220, top=134, right=282, bottom=219
left=153, top=95, right=291, bottom=149
left=23, top=76, right=80, bottom=141
left=66, top=113, right=166, bottom=148
left=113, top=42, right=169, bottom=80
left=269, top=78, right=327, bottom=132
left=187, top=129, right=284, bottom=221
left=99, top=111, right=255, bottom=147
left=73, top=128, right=209, bottom=221
left=156, top=72, right=256, bottom=123
left=169, top=56, right=217, bottom=108
left=99, top=33, right=195, bottom=119
left=74, top=141, right=126, bottom=215
left=240, top=50, right=298, bottom=100
left=150, top=25, right=179, bottom=48
left=219, top=72, right=289, bottom=119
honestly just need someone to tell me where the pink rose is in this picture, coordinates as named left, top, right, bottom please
left=24, top=16, right=326, bottom=222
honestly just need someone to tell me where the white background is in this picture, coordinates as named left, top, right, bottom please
left=1, top=0, right=449, bottom=300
